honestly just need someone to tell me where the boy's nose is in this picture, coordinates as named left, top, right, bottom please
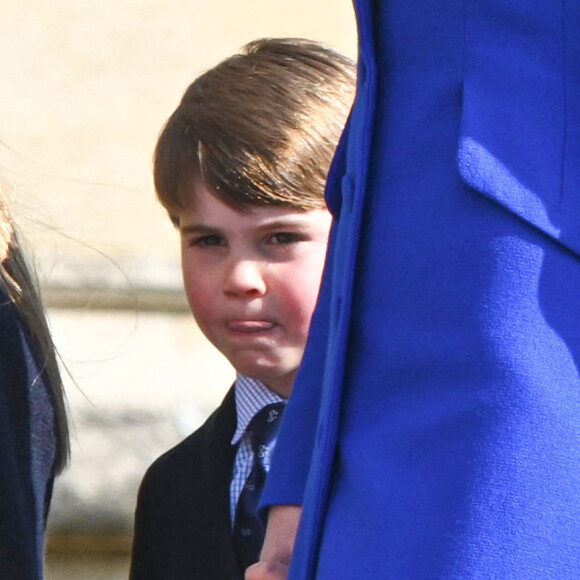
left=223, top=259, right=267, bottom=297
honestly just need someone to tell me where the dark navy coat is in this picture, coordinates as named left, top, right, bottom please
left=130, top=388, right=243, bottom=580
left=263, top=0, right=580, bottom=578
left=0, top=289, right=56, bottom=579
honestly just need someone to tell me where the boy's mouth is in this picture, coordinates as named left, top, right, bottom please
left=226, top=320, right=276, bottom=333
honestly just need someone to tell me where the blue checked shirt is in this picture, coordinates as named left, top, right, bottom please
left=230, top=375, right=286, bottom=525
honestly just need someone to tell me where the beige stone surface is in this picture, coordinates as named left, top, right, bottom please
left=48, top=308, right=236, bottom=530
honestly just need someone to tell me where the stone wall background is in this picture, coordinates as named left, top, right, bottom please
left=0, top=1, right=356, bottom=578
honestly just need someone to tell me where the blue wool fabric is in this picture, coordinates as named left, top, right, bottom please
left=262, top=1, right=580, bottom=578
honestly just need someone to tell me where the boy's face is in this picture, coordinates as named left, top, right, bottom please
left=178, top=184, right=332, bottom=398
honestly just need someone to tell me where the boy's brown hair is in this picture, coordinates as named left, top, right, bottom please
left=153, top=37, right=355, bottom=223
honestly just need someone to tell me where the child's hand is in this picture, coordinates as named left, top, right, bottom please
left=245, top=505, right=302, bottom=580
left=245, top=560, right=289, bottom=580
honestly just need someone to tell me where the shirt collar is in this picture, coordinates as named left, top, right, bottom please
left=231, top=375, right=286, bottom=446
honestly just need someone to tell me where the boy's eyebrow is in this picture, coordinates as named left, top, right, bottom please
left=179, top=224, right=222, bottom=235
left=254, top=216, right=314, bottom=230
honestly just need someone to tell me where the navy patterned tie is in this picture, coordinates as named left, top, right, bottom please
left=232, top=402, right=285, bottom=572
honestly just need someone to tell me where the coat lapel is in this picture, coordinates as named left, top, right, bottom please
left=458, top=0, right=580, bottom=257
left=187, top=387, right=242, bottom=579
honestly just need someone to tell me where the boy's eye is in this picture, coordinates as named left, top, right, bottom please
left=269, top=232, right=302, bottom=245
left=191, top=235, right=224, bottom=247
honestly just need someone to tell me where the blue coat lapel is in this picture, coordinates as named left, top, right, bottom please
left=458, top=0, right=580, bottom=257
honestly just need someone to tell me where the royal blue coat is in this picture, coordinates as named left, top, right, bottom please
left=262, top=0, right=580, bottom=578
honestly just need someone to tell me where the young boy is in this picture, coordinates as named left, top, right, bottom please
left=129, top=38, right=355, bottom=580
